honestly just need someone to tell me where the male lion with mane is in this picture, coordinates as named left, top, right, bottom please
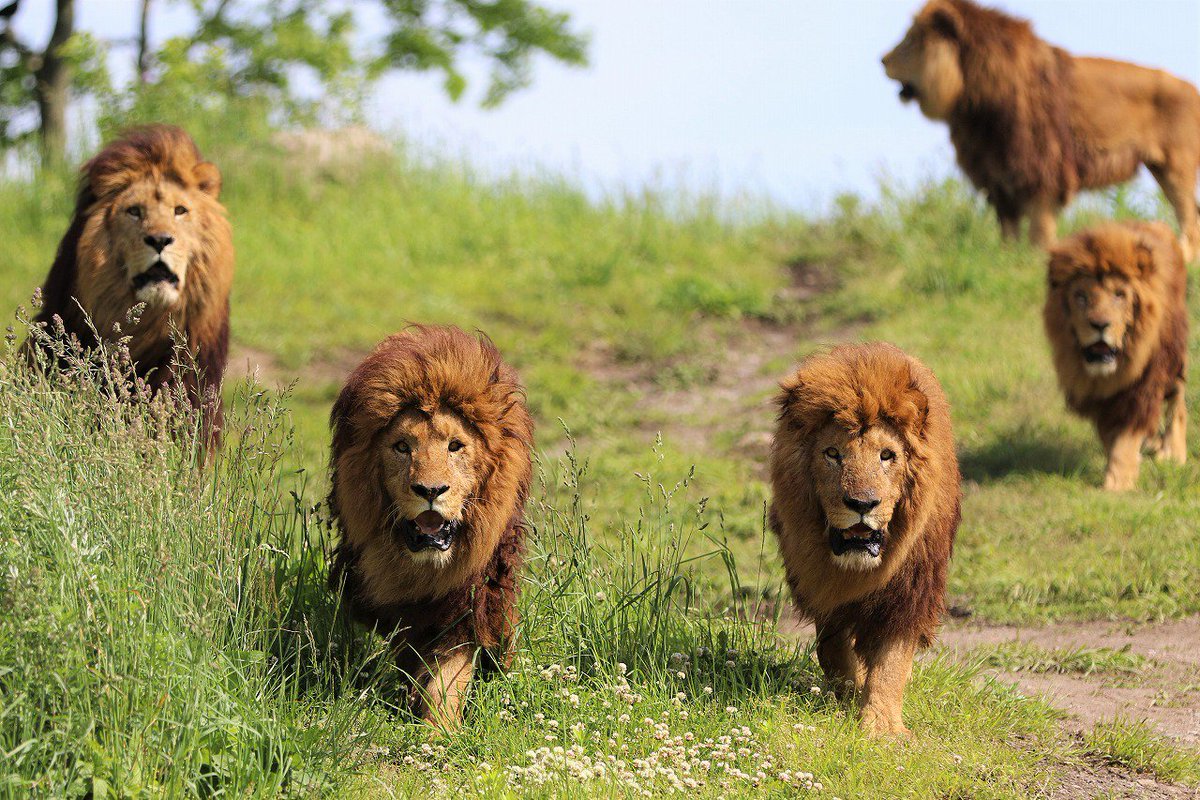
left=28, top=124, right=233, bottom=442
left=883, top=0, right=1200, bottom=258
left=328, top=325, right=534, bottom=730
left=769, top=343, right=960, bottom=737
left=1044, top=221, right=1188, bottom=491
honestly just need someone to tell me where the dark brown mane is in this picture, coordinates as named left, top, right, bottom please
left=27, top=124, right=233, bottom=446
left=943, top=0, right=1078, bottom=215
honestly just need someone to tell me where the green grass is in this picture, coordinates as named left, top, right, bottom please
left=2, top=134, right=1199, bottom=796
left=973, top=643, right=1151, bottom=677
left=1084, top=720, right=1200, bottom=787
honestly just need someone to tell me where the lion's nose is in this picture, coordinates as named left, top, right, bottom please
left=412, top=483, right=449, bottom=501
left=843, top=494, right=880, bottom=515
left=1088, top=319, right=1110, bottom=332
left=144, top=234, right=174, bottom=253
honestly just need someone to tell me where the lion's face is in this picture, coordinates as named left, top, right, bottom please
left=105, top=176, right=211, bottom=309
left=882, top=3, right=963, bottom=120
left=378, top=407, right=482, bottom=565
left=1063, top=274, right=1135, bottom=377
left=810, top=422, right=908, bottom=572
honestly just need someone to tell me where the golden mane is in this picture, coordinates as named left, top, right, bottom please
left=770, top=343, right=960, bottom=634
left=1044, top=221, right=1179, bottom=404
left=30, top=124, right=233, bottom=443
left=329, top=325, right=535, bottom=602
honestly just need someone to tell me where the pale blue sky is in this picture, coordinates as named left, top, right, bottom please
left=11, top=1, right=1200, bottom=208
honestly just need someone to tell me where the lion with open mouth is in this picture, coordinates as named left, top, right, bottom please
left=1044, top=222, right=1188, bottom=491
left=327, top=325, right=534, bottom=729
left=769, top=343, right=961, bottom=737
left=26, top=125, right=233, bottom=445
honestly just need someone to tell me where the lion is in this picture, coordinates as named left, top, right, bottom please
left=1044, top=221, right=1188, bottom=491
left=768, top=343, right=961, bottom=737
left=28, top=124, right=234, bottom=442
left=882, top=0, right=1200, bottom=259
left=328, top=325, right=534, bottom=730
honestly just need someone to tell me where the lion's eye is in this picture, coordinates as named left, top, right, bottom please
left=174, top=205, right=188, bottom=216
left=1073, top=291, right=1087, bottom=306
left=393, top=441, right=411, bottom=455
left=880, top=449, right=896, bottom=462
left=1114, top=289, right=1127, bottom=301
left=448, top=440, right=465, bottom=453
left=823, top=447, right=840, bottom=461
left=126, top=206, right=143, bottom=220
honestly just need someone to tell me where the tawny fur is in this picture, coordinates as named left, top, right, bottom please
left=1044, top=222, right=1189, bottom=491
left=769, top=343, right=961, bottom=736
left=28, top=124, right=233, bottom=443
left=328, top=325, right=534, bottom=728
left=883, top=0, right=1200, bottom=257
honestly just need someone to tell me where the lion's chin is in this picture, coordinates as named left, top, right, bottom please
left=131, top=260, right=183, bottom=308
left=828, top=523, right=885, bottom=571
left=1081, top=341, right=1120, bottom=376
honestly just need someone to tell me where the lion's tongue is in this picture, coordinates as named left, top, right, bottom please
left=845, top=522, right=874, bottom=539
left=415, top=510, right=445, bottom=536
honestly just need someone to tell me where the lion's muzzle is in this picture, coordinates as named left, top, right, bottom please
left=1081, top=340, right=1118, bottom=366
left=829, top=522, right=884, bottom=558
left=131, top=260, right=180, bottom=291
left=399, top=510, right=459, bottom=553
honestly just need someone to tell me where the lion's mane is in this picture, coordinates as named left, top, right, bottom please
left=937, top=0, right=1079, bottom=218
left=328, top=325, right=534, bottom=674
left=31, top=124, right=233, bottom=438
left=1044, top=221, right=1188, bottom=437
left=768, top=343, right=961, bottom=648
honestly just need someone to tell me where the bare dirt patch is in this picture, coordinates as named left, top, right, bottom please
left=1046, top=752, right=1197, bottom=799
left=939, top=617, right=1200, bottom=746
left=226, top=344, right=363, bottom=387
left=575, top=260, right=860, bottom=461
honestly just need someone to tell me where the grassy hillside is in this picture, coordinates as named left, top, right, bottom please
left=1, top=137, right=1198, bottom=796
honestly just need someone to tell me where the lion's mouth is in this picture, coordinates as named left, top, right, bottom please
left=399, top=510, right=459, bottom=553
left=829, top=522, right=884, bottom=558
left=131, top=260, right=180, bottom=291
left=1081, top=341, right=1118, bottom=365
left=899, top=82, right=918, bottom=102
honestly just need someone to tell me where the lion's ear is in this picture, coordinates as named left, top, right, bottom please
left=907, top=380, right=931, bottom=437
left=193, top=161, right=222, bottom=198
left=929, top=3, right=961, bottom=39
left=1046, top=243, right=1080, bottom=288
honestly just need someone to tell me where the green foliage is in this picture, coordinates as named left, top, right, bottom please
left=0, top=30, right=110, bottom=148
left=1084, top=720, right=1200, bottom=786
left=974, top=643, right=1151, bottom=677
left=376, top=0, right=588, bottom=106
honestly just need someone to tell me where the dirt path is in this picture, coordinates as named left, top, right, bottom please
left=939, top=617, right=1200, bottom=747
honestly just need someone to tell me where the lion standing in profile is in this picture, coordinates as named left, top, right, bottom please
left=28, top=125, right=234, bottom=442
left=769, top=343, right=961, bottom=737
left=1044, top=222, right=1188, bottom=491
left=328, top=325, right=534, bottom=730
left=883, top=0, right=1200, bottom=259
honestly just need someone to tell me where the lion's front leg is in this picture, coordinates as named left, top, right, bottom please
left=415, top=645, right=475, bottom=732
left=1158, top=379, right=1188, bottom=465
left=815, top=624, right=864, bottom=699
left=1027, top=198, right=1058, bottom=249
left=857, top=635, right=916, bottom=738
left=1101, top=425, right=1145, bottom=491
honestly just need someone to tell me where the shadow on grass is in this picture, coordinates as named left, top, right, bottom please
left=961, top=429, right=1092, bottom=482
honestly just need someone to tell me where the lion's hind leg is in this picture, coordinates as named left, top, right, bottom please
left=857, top=635, right=917, bottom=738
left=1158, top=378, right=1188, bottom=465
left=816, top=624, right=865, bottom=699
left=1147, top=162, right=1199, bottom=263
